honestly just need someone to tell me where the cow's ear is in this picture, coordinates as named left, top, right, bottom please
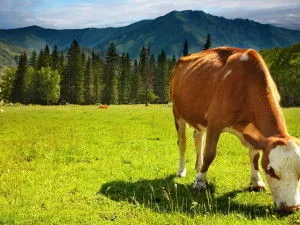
left=266, top=165, right=280, bottom=180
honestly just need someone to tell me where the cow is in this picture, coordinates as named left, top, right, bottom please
left=99, top=105, right=108, bottom=109
left=169, top=47, right=300, bottom=212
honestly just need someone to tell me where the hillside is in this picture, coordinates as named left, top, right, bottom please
left=260, top=43, right=300, bottom=106
left=0, top=40, right=28, bottom=69
left=0, top=10, right=300, bottom=57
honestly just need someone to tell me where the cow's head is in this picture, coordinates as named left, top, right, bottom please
left=262, top=138, right=300, bottom=213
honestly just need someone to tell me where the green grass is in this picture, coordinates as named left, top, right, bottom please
left=0, top=105, right=299, bottom=224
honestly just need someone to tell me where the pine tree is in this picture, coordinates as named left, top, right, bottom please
left=92, top=52, right=103, bottom=103
left=58, top=52, right=65, bottom=75
left=11, top=52, right=27, bottom=103
left=130, top=59, right=140, bottom=104
left=83, top=57, right=94, bottom=104
left=102, top=42, right=118, bottom=105
left=61, top=40, right=84, bottom=104
left=37, top=49, right=44, bottom=70
left=51, top=45, right=60, bottom=70
left=139, top=45, right=156, bottom=105
left=29, top=50, right=37, bottom=70
left=155, top=50, right=168, bottom=103
left=203, top=34, right=211, bottom=50
left=44, top=45, right=51, bottom=67
left=183, top=40, right=189, bottom=56
left=118, top=53, right=131, bottom=104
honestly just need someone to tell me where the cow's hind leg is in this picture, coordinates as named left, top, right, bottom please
left=176, top=118, right=187, bottom=177
left=194, top=127, right=221, bottom=190
left=249, top=149, right=266, bottom=191
left=194, top=129, right=206, bottom=172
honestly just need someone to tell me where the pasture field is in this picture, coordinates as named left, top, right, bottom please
left=0, top=105, right=299, bottom=224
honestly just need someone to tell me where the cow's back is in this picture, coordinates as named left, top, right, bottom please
left=170, top=47, right=243, bottom=127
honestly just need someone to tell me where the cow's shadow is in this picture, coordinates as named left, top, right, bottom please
left=98, top=175, right=278, bottom=219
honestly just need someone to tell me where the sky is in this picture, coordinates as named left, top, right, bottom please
left=0, top=0, right=300, bottom=30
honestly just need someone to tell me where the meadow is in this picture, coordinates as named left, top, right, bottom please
left=0, top=105, right=299, bottom=224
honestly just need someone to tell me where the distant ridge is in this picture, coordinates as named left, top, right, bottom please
left=0, top=40, right=28, bottom=69
left=0, top=10, right=300, bottom=57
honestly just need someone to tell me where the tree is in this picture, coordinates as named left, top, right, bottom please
left=92, top=52, right=103, bottom=103
left=203, top=34, right=211, bottom=50
left=139, top=45, right=155, bottom=106
left=183, top=40, right=189, bottom=56
left=11, top=52, right=27, bottom=103
left=29, top=50, right=37, bottom=70
left=102, top=42, right=119, bottom=105
left=0, top=67, right=17, bottom=102
left=36, top=67, right=60, bottom=105
left=118, top=53, right=131, bottom=104
left=51, top=45, right=60, bottom=70
left=155, top=50, right=169, bottom=103
left=37, top=45, right=51, bottom=69
left=83, top=57, right=94, bottom=104
left=61, top=40, right=84, bottom=104
left=22, top=66, right=37, bottom=104
left=58, top=52, right=65, bottom=75
left=130, top=59, right=140, bottom=104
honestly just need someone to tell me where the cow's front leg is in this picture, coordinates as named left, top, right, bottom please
left=194, top=128, right=220, bottom=190
left=249, top=149, right=265, bottom=191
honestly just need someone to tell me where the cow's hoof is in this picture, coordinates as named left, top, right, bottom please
left=177, top=168, right=186, bottom=177
left=193, top=180, right=207, bottom=191
left=248, top=185, right=266, bottom=192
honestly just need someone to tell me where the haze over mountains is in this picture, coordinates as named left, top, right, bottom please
left=0, top=10, right=300, bottom=58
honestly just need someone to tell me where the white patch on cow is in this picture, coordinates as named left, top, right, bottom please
left=197, top=124, right=207, bottom=132
left=223, top=69, right=232, bottom=79
left=204, top=112, right=208, bottom=120
left=266, top=141, right=300, bottom=208
left=223, top=127, right=253, bottom=149
left=240, top=52, right=249, bottom=61
left=251, top=170, right=265, bottom=188
left=177, top=163, right=186, bottom=177
left=193, top=172, right=207, bottom=190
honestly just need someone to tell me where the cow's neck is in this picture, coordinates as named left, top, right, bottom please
left=253, top=97, right=288, bottom=138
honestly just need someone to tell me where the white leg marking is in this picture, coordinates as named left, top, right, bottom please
left=249, top=149, right=265, bottom=189
left=194, top=130, right=206, bottom=172
left=193, top=172, right=207, bottom=190
left=177, top=118, right=187, bottom=177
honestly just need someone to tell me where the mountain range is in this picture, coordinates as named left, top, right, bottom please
left=0, top=10, right=300, bottom=58
left=0, top=40, right=28, bottom=69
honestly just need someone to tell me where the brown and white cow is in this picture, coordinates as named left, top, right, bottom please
left=170, top=47, right=300, bottom=212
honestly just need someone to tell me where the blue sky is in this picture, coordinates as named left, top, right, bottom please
left=1, top=0, right=300, bottom=30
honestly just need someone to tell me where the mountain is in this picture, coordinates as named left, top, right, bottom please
left=0, top=10, right=300, bottom=58
left=0, top=40, right=28, bottom=69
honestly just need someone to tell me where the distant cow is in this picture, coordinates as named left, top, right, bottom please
left=99, top=105, right=108, bottom=109
left=170, top=47, right=300, bottom=212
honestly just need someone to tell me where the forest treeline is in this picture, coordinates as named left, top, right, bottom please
left=0, top=40, right=176, bottom=105
left=0, top=41, right=299, bottom=106
left=260, top=43, right=300, bottom=107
